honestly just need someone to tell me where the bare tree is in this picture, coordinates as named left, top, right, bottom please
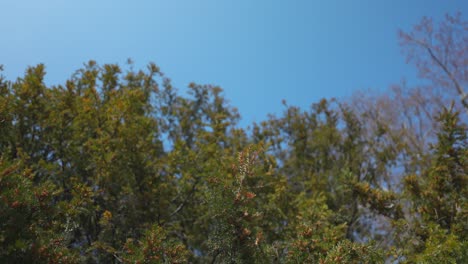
left=399, top=12, right=468, bottom=115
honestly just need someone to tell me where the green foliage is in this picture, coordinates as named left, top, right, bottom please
left=121, top=225, right=189, bottom=263
left=0, top=54, right=466, bottom=263
left=285, top=193, right=348, bottom=263
left=0, top=155, right=79, bottom=263
left=320, top=240, right=384, bottom=264
left=394, top=107, right=468, bottom=263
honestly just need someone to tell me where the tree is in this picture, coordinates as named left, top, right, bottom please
left=396, top=106, right=468, bottom=263
left=399, top=12, right=468, bottom=114
left=0, top=12, right=466, bottom=263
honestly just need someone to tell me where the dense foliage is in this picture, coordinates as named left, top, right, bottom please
left=0, top=14, right=466, bottom=263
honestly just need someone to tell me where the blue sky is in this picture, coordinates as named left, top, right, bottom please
left=0, top=1, right=466, bottom=126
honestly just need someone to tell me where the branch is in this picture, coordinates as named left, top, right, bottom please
left=170, top=177, right=200, bottom=218
left=415, top=39, right=468, bottom=115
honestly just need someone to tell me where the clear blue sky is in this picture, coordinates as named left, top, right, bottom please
left=1, top=0, right=466, bottom=126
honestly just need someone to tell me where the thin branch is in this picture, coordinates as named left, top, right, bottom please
left=170, top=177, right=200, bottom=218
left=414, top=39, right=468, bottom=114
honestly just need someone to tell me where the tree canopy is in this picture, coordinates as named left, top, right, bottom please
left=0, top=13, right=466, bottom=263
